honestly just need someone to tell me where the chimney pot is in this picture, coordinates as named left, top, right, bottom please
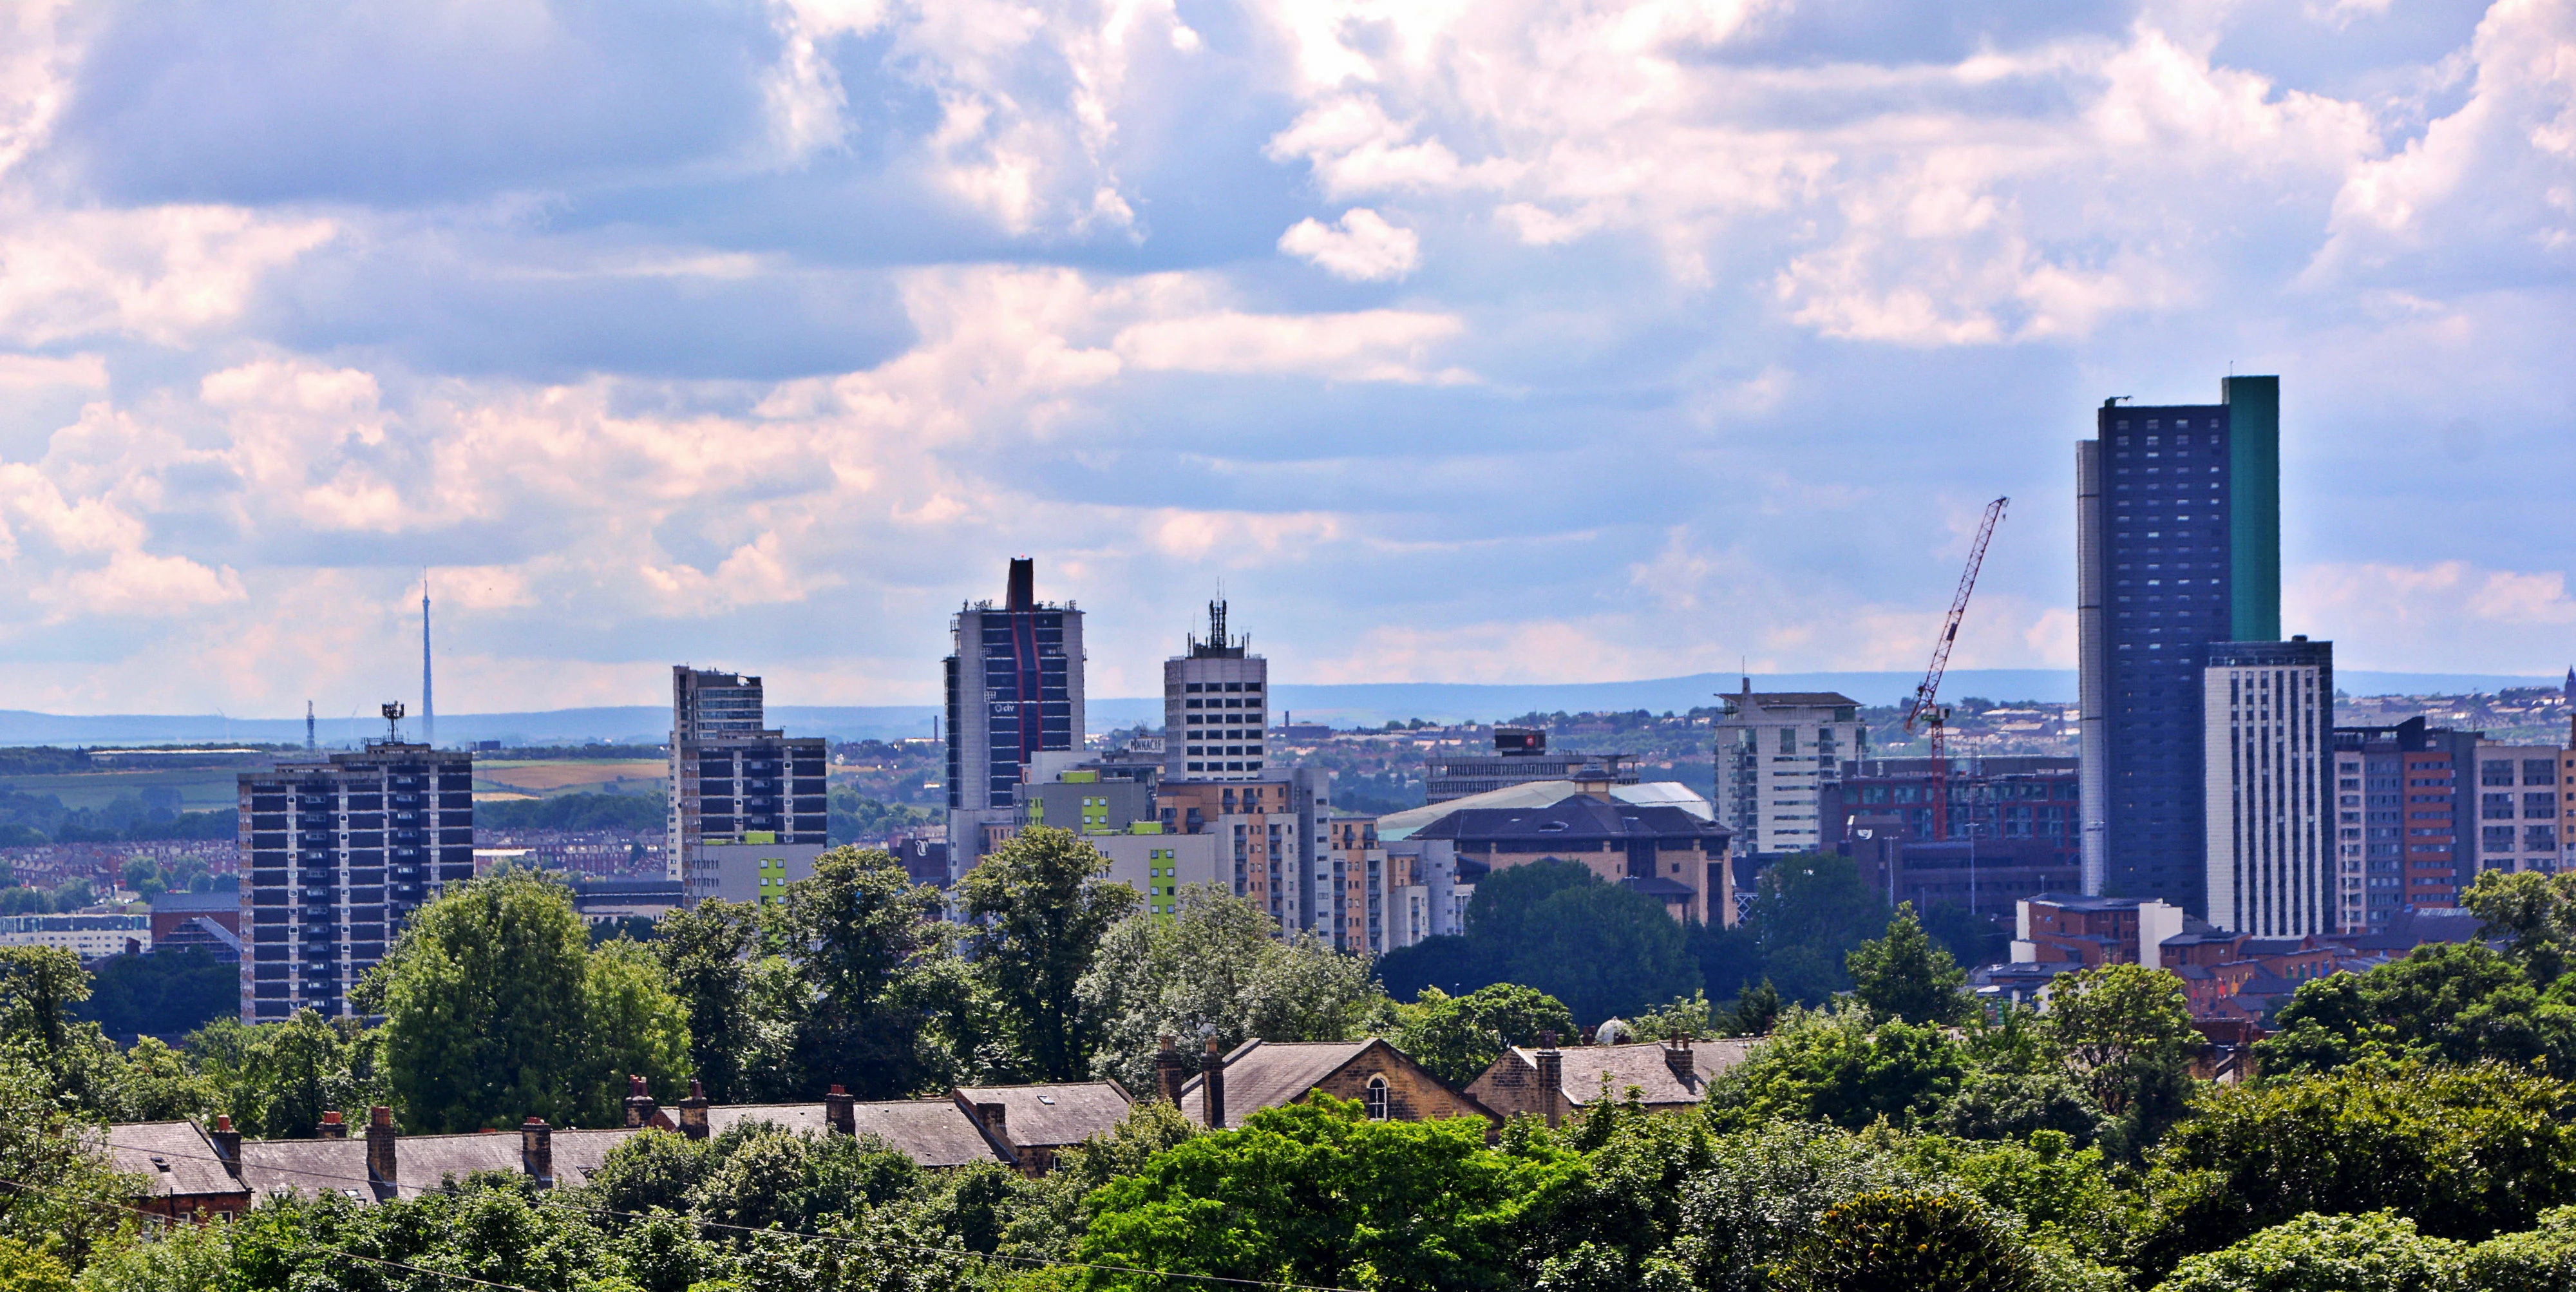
left=678, top=1076, right=711, bottom=1141
left=824, top=1083, right=857, bottom=1136
left=319, top=1110, right=347, bottom=1139
left=1154, top=1038, right=1187, bottom=1106
left=365, top=1107, right=398, bottom=1193
left=210, top=1115, right=243, bottom=1179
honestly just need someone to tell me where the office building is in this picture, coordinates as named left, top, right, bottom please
left=1402, top=783, right=1732, bottom=926
left=238, top=741, right=475, bottom=1021
left=1425, top=728, right=1638, bottom=804
left=2202, top=638, right=2334, bottom=936
left=1714, top=683, right=1868, bottom=856
left=945, top=558, right=1086, bottom=866
left=0, top=913, right=149, bottom=958
left=1164, top=600, right=1267, bottom=781
left=667, top=667, right=829, bottom=906
left=2077, top=374, right=2281, bottom=913
left=1827, top=755, right=2082, bottom=857
left=2469, top=742, right=2563, bottom=877
left=1154, top=768, right=1332, bottom=932
left=2333, top=717, right=2475, bottom=928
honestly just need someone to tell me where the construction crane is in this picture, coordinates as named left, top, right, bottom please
left=1904, top=497, right=2009, bottom=843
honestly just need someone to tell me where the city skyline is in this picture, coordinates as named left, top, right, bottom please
left=0, top=3, right=2568, bottom=716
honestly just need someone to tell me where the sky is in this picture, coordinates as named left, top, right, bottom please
left=0, top=0, right=2569, bottom=717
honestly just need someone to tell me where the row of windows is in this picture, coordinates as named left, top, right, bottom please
left=1178, top=681, right=1262, bottom=694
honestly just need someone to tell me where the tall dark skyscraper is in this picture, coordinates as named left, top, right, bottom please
left=2077, top=375, right=2280, bottom=914
left=945, top=558, right=1086, bottom=864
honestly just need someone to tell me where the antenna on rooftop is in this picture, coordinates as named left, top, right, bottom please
left=381, top=701, right=406, bottom=745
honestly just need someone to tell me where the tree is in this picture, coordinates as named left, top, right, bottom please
left=653, top=898, right=798, bottom=1103
left=1669, top=1121, right=1926, bottom=1292
left=1502, top=880, right=1701, bottom=1025
left=187, top=1010, right=388, bottom=1139
left=2156, top=1211, right=2467, bottom=1292
left=766, top=846, right=972, bottom=1098
left=2256, top=942, right=2576, bottom=1079
left=1931, top=1070, right=2111, bottom=1147
left=1081, top=883, right=1383, bottom=1091
left=2137, top=1060, right=2576, bottom=1277
left=1705, top=1002, right=1970, bottom=1132
left=1388, top=984, right=1577, bottom=1085
left=1510, top=1089, right=1712, bottom=1292
left=1771, top=1190, right=2038, bottom=1292
left=362, top=869, right=690, bottom=1130
left=74, top=946, right=238, bottom=1041
left=2465, top=868, right=2576, bottom=982
left=2465, top=1204, right=2576, bottom=1292
left=1846, top=904, right=1969, bottom=1025
left=0, top=1041, right=140, bottom=1265
left=1740, top=853, right=1891, bottom=1004
left=0, top=947, right=87, bottom=1058
left=959, top=827, right=1139, bottom=1081
left=1377, top=935, right=1491, bottom=1001
left=2041, top=964, right=2196, bottom=1123
left=1715, top=980, right=1784, bottom=1037
left=1074, top=1096, right=1578, bottom=1292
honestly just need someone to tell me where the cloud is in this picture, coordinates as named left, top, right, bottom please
left=2290, top=560, right=2576, bottom=671
left=1278, top=208, right=1422, bottom=280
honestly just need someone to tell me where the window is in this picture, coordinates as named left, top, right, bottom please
left=1364, top=1076, right=1390, bottom=1121
left=2485, top=761, right=2517, bottom=787
left=2486, top=826, right=2517, bottom=853
left=2527, top=760, right=2559, bottom=785
left=2485, top=793, right=2515, bottom=820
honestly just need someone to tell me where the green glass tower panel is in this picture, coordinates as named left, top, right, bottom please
left=2223, top=375, right=2280, bottom=642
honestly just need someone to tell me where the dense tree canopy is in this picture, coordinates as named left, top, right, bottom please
left=1846, top=904, right=1971, bottom=1025
left=1385, top=983, right=1577, bottom=1085
left=960, top=827, right=1138, bottom=1081
left=1376, top=860, right=1698, bottom=1024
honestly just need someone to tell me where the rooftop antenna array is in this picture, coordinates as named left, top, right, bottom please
left=381, top=701, right=406, bottom=745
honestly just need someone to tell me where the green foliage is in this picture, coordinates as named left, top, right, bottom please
left=1074, top=1095, right=1576, bottom=1292
left=1706, top=1002, right=1970, bottom=1132
left=1384, top=983, right=1577, bottom=1086
left=828, top=787, right=938, bottom=846
left=0, top=947, right=88, bottom=1056
left=0, top=1042, right=139, bottom=1266
left=1379, top=860, right=1698, bottom=1025
left=1772, top=1188, right=2040, bottom=1292
left=2137, top=1060, right=2576, bottom=1275
left=1904, top=1131, right=2139, bottom=1267
left=763, top=846, right=973, bottom=1099
left=1628, top=991, right=1715, bottom=1041
left=2255, top=941, right=2576, bottom=1079
left=186, top=1009, right=388, bottom=1139
left=1715, top=979, right=1785, bottom=1037
left=72, top=948, right=239, bottom=1041
left=2465, top=868, right=2576, bottom=982
left=589, top=1123, right=924, bottom=1237
left=2043, top=964, right=2197, bottom=1137
left=2463, top=1204, right=2576, bottom=1292
left=1511, top=1090, right=1710, bottom=1292
left=363, top=868, right=691, bottom=1130
left=0, top=1237, right=73, bottom=1292
left=1732, top=852, right=1894, bottom=1005
left=2154, top=1211, right=2467, bottom=1292
left=1078, top=883, right=1383, bottom=1092
left=1932, top=1070, right=2114, bottom=1148
left=652, top=899, right=799, bottom=1103
left=1846, top=904, right=1970, bottom=1025
left=1668, top=1121, right=1926, bottom=1292
left=477, top=790, right=667, bottom=832
left=960, top=828, right=1139, bottom=1081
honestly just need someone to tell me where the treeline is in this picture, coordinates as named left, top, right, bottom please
left=15, top=844, right=2576, bottom=1288
left=0, top=786, right=236, bottom=847
left=1382, top=851, right=1996, bottom=1023
left=477, top=790, right=666, bottom=832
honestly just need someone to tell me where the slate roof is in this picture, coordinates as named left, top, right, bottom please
left=1491, top=1040, right=1757, bottom=1107
left=706, top=1102, right=832, bottom=1137
left=848, top=1100, right=1014, bottom=1168
left=389, top=1133, right=535, bottom=1200
left=95, top=1122, right=248, bottom=1202
left=952, top=1082, right=1132, bottom=1148
left=1376, top=781, right=1716, bottom=839
left=1178, top=1039, right=1376, bottom=1126
left=237, top=1137, right=375, bottom=1201
left=551, top=1128, right=639, bottom=1188
left=1407, top=793, right=1728, bottom=849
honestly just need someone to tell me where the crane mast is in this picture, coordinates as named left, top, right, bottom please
left=1904, top=497, right=2009, bottom=842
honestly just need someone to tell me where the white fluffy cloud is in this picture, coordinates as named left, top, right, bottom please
left=1278, top=207, right=1423, bottom=280
left=0, top=0, right=2564, bottom=714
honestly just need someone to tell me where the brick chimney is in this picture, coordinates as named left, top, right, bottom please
left=1154, top=1035, right=1186, bottom=1105
left=1663, top=1034, right=1695, bottom=1083
left=677, top=1078, right=710, bottom=1141
left=1202, top=1038, right=1227, bottom=1129
left=318, top=1110, right=347, bottom=1139
left=210, top=1114, right=242, bottom=1182
left=1535, top=1031, right=1563, bottom=1128
left=824, top=1084, right=855, bottom=1136
left=520, top=1117, right=554, bottom=1188
left=365, top=1106, right=397, bottom=1194
left=623, top=1075, right=658, bottom=1128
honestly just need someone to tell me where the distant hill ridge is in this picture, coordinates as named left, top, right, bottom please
left=0, top=669, right=2555, bottom=747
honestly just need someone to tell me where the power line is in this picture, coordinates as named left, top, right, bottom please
left=90, top=1137, right=1374, bottom=1292
left=0, top=1175, right=552, bottom=1292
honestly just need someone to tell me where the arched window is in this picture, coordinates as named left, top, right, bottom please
left=1365, top=1076, right=1390, bottom=1121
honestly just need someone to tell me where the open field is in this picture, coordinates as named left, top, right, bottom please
left=472, top=759, right=665, bottom=797
left=0, top=767, right=242, bottom=811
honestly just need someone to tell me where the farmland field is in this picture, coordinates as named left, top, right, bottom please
left=0, top=767, right=244, bottom=811
left=472, top=759, right=666, bottom=798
